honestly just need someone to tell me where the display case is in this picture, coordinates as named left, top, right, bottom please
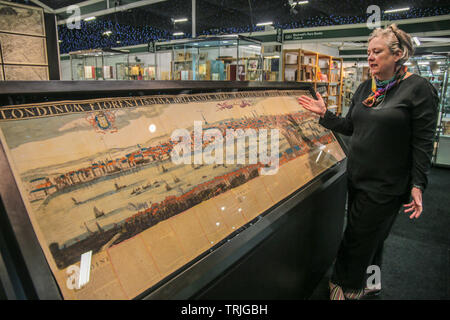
left=262, top=45, right=281, bottom=82
left=69, top=49, right=130, bottom=80
left=407, top=56, right=450, bottom=166
left=0, top=80, right=347, bottom=300
left=158, top=36, right=262, bottom=81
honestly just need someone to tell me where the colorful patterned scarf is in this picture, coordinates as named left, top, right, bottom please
left=363, top=66, right=408, bottom=108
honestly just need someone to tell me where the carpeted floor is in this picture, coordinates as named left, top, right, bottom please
left=309, top=166, right=450, bottom=300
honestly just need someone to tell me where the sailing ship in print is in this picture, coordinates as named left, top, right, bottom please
left=94, top=206, right=105, bottom=219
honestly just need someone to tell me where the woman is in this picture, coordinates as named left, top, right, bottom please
left=298, top=24, right=438, bottom=300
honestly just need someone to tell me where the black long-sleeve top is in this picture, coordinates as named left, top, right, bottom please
left=319, top=74, right=439, bottom=195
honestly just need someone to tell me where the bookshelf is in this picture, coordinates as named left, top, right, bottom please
left=282, top=49, right=344, bottom=115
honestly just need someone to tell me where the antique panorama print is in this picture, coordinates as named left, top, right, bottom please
left=0, top=90, right=345, bottom=299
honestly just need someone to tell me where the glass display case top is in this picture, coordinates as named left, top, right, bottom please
left=163, top=36, right=262, bottom=81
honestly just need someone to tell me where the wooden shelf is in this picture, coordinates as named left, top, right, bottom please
left=282, top=48, right=343, bottom=114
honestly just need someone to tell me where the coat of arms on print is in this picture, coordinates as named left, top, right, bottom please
left=86, top=111, right=118, bottom=134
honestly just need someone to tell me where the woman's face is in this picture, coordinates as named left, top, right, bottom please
left=367, top=36, right=402, bottom=80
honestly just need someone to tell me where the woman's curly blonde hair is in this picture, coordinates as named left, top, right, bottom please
left=368, top=24, right=415, bottom=66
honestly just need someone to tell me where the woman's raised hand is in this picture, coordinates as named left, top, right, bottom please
left=297, top=92, right=327, bottom=117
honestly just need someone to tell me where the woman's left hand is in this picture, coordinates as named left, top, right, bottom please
left=403, top=187, right=423, bottom=219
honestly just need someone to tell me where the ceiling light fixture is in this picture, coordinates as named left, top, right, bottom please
left=413, top=37, right=421, bottom=46
left=292, top=1, right=309, bottom=5
left=384, top=7, right=410, bottom=13
left=256, top=22, right=273, bottom=26
left=102, top=30, right=112, bottom=36
left=173, top=18, right=188, bottom=23
left=173, top=32, right=184, bottom=36
left=84, top=16, right=96, bottom=22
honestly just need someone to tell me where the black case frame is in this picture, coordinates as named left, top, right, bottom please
left=0, top=81, right=347, bottom=300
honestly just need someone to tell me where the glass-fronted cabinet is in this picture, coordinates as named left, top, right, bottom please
left=69, top=49, right=130, bottom=80
left=237, top=37, right=263, bottom=81
left=408, top=55, right=450, bottom=166
left=262, top=45, right=281, bottom=81
left=434, top=58, right=450, bottom=167
left=160, top=36, right=262, bottom=81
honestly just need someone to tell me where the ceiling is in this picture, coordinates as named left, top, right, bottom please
left=17, top=0, right=450, bottom=34
left=9, top=0, right=450, bottom=54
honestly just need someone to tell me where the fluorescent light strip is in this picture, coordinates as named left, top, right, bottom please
left=84, top=16, right=96, bottom=21
left=173, top=32, right=184, bottom=36
left=173, top=18, right=188, bottom=23
left=292, top=1, right=309, bottom=5
left=256, top=22, right=273, bottom=26
left=384, top=7, right=410, bottom=13
left=103, top=30, right=112, bottom=35
left=413, top=37, right=421, bottom=46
